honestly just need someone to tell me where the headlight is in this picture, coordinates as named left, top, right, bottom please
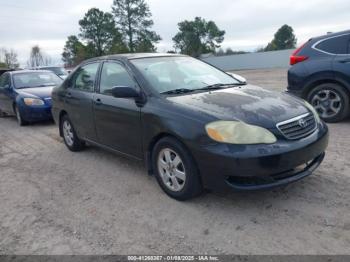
left=206, top=121, right=277, bottom=145
left=23, top=98, right=45, bottom=106
left=304, top=101, right=321, bottom=123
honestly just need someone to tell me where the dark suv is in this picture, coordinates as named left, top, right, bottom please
left=288, top=30, right=350, bottom=122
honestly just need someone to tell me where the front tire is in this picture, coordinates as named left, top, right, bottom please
left=60, top=115, right=85, bottom=152
left=14, top=105, right=28, bottom=126
left=307, top=83, right=349, bottom=123
left=152, top=137, right=203, bottom=201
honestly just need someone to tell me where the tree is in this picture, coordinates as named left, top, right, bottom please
left=173, top=17, right=225, bottom=57
left=265, top=24, right=297, bottom=51
left=225, top=48, right=234, bottom=55
left=112, top=0, right=161, bottom=52
left=0, top=48, right=19, bottom=68
left=27, top=45, right=51, bottom=68
left=4, top=49, right=19, bottom=69
left=216, top=48, right=225, bottom=56
left=62, top=35, right=89, bottom=67
left=0, top=48, right=5, bottom=65
left=79, top=8, right=122, bottom=56
left=109, top=34, right=130, bottom=54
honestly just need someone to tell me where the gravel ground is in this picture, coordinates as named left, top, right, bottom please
left=0, top=68, right=349, bottom=255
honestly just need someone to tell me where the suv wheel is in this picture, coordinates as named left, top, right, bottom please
left=307, top=83, right=349, bottom=123
left=60, top=115, right=85, bottom=152
left=152, top=137, right=203, bottom=201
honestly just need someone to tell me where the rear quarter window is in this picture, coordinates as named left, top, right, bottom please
left=315, top=34, right=350, bottom=54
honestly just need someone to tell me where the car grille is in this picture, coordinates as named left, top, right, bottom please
left=277, top=113, right=317, bottom=140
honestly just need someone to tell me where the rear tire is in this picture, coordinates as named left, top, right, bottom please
left=60, top=114, right=85, bottom=152
left=14, top=105, right=28, bottom=126
left=307, top=83, right=349, bottom=123
left=152, top=137, right=203, bottom=201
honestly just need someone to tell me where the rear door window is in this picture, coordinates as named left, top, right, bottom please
left=315, top=34, right=350, bottom=55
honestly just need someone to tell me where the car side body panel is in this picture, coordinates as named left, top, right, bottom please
left=52, top=54, right=329, bottom=192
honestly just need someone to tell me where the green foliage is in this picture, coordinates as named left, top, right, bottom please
left=264, top=24, right=297, bottom=51
left=62, top=36, right=89, bottom=67
left=215, top=47, right=247, bottom=57
left=62, top=8, right=129, bottom=67
left=112, top=0, right=161, bottom=52
left=173, top=17, right=225, bottom=57
left=79, top=8, right=120, bottom=56
left=62, top=2, right=162, bottom=65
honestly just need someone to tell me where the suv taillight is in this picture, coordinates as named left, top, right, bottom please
left=290, top=42, right=309, bottom=65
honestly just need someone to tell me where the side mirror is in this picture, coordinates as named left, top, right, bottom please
left=111, top=86, right=140, bottom=98
left=226, top=72, right=247, bottom=84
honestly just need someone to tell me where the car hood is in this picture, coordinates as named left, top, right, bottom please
left=166, top=85, right=309, bottom=129
left=16, top=86, right=55, bottom=99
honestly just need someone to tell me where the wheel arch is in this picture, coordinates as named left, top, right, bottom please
left=303, top=78, right=350, bottom=99
left=145, top=132, right=199, bottom=178
left=12, top=101, right=16, bottom=114
left=58, top=110, right=68, bottom=137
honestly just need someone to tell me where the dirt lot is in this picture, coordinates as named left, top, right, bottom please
left=0, top=68, right=349, bottom=255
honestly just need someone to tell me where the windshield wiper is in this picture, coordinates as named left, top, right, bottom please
left=161, top=88, right=195, bottom=95
left=197, top=83, right=240, bottom=91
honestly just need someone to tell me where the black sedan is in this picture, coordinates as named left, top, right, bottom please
left=51, top=54, right=329, bottom=200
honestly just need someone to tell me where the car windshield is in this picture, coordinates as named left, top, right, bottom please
left=13, top=72, right=63, bottom=89
left=131, top=56, right=241, bottom=94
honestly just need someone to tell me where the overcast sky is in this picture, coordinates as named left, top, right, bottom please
left=0, top=0, right=349, bottom=66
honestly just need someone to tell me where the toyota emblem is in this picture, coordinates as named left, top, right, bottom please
left=298, top=118, right=308, bottom=128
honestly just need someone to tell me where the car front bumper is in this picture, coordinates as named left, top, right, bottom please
left=192, top=123, right=329, bottom=191
left=20, top=105, right=53, bottom=122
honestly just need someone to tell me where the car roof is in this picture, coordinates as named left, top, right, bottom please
left=37, top=66, right=62, bottom=68
left=84, top=53, right=186, bottom=63
left=9, top=70, right=55, bottom=75
left=312, top=29, right=350, bottom=41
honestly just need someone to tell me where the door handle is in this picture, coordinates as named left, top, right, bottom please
left=94, top=98, right=102, bottom=105
left=65, top=92, right=72, bottom=98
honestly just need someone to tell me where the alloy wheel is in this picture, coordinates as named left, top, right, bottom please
left=157, top=148, right=187, bottom=192
left=63, top=120, right=74, bottom=147
left=311, top=89, right=342, bottom=119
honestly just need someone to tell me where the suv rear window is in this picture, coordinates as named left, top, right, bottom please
left=315, top=34, right=350, bottom=54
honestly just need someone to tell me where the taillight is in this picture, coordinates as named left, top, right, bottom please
left=290, top=42, right=309, bottom=65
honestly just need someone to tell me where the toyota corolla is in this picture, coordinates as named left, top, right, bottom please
left=51, top=54, right=329, bottom=201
